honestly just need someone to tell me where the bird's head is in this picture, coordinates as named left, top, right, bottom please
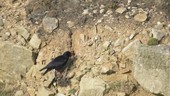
left=63, top=51, right=75, bottom=57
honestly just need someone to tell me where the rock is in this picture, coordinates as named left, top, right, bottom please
left=116, top=7, right=127, bottom=14
left=5, top=32, right=11, bottom=37
left=134, top=12, right=147, bottom=22
left=82, top=9, right=89, bottom=15
left=129, top=32, right=138, bottom=40
left=29, top=34, right=41, bottom=49
left=0, top=41, right=37, bottom=83
left=103, top=41, right=111, bottom=50
left=79, top=76, right=106, bottom=96
left=26, top=65, right=42, bottom=80
left=15, top=26, right=30, bottom=40
left=67, top=21, right=75, bottom=28
left=37, top=86, right=54, bottom=96
left=117, top=92, right=126, bottom=96
left=133, top=45, right=170, bottom=96
left=0, top=16, right=3, bottom=27
left=100, top=9, right=105, bottom=14
left=93, top=10, right=98, bottom=14
left=100, top=63, right=115, bottom=74
left=122, top=39, right=141, bottom=60
left=17, top=35, right=26, bottom=45
left=106, top=9, right=113, bottom=15
left=27, top=87, right=36, bottom=96
left=114, top=38, right=124, bottom=47
left=151, top=28, right=166, bottom=41
left=42, top=17, right=58, bottom=33
left=10, top=29, right=17, bottom=36
left=56, top=93, right=65, bottom=96
left=15, top=90, right=24, bottom=96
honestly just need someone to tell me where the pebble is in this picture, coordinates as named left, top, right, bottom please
left=151, top=28, right=166, bottom=41
left=17, top=35, right=26, bottom=45
left=129, top=32, right=138, bottom=40
left=29, top=34, right=41, bottom=49
left=82, top=9, right=89, bottom=15
left=100, top=9, right=105, bottom=14
left=42, top=17, right=59, bottom=33
left=67, top=21, right=75, bottom=28
left=106, top=9, right=113, bottom=15
left=114, top=38, right=124, bottom=47
left=134, top=12, right=147, bottom=22
left=10, top=29, right=17, bottom=36
left=116, top=7, right=127, bottom=14
left=5, top=32, right=11, bottom=37
left=93, top=10, right=98, bottom=14
left=103, top=41, right=111, bottom=50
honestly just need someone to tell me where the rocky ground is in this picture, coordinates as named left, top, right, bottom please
left=0, top=0, right=170, bottom=96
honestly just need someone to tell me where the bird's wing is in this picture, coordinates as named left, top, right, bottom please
left=47, top=55, right=68, bottom=68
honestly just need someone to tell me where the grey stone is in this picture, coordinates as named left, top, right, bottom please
left=42, top=17, right=58, bottom=33
left=79, top=76, right=106, bottom=96
left=114, top=38, right=124, bottom=47
left=116, top=7, right=127, bottom=14
left=0, top=41, right=37, bottom=83
left=134, top=12, right=147, bottom=22
left=29, top=34, right=41, bottom=49
left=67, top=21, right=75, bottom=28
left=15, top=26, right=30, bottom=40
left=100, top=9, right=105, bottom=14
left=133, top=45, right=170, bottom=96
left=151, top=28, right=166, bottom=41
left=129, top=32, right=138, bottom=40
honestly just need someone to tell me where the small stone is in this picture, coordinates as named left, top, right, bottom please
left=5, top=32, right=11, bottom=36
left=27, top=87, right=35, bottom=96
left=129, top=32, right=138, bottom=40
left=10, top=29, right=17, bottom=36
left=37, top=86, right=54, bottom=96
left=42, top=17, right=58, bottom=33
left=100, top=5, right=105, bottom=9
left=106, top=9, right=113, bottom=15
left=82, top=9, right=89, bottom=15
left=134, top=12, right=147, bottom=22
left=56, top=93, right=65, bottom=96
left=116, top=7, right=127, bottom=14
left=103, top=41, right=111, bottom=50
left=114, top=38, right=124, bottom=47
left=93, top=10, right=98, bottom=14
left=67, top=71, right=75, bottom=79
left=100, top=64, right=114, bottom=74
left=125, top=15, right=130, bottom=19
left=117, top=92, right=126, bottom=96
left=67, top=21, right=75, bottom=28
left=15, top=26, right=30, bottom=40
left=29, top=34, right=41, bottom=49
left=151, top=28, right=166, bottom=41
left=15, top=90, right=24, bottom=96
left=100, top=9, right=105, bottom=14
left=17, top=35, right=26, bottom=45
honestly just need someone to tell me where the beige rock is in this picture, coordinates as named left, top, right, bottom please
left=15, top=90, right=24, bottom=96
left=37, top=86, right=54, bottom=96
left=116, top=7, right=127, bottom=14
left=15, top=26, right=30, bottom=40
left=134, top=12, right=147, bottom=22
left=27, top=87, right=36, bottom=96
left=29, top=34, right=41, bottom=49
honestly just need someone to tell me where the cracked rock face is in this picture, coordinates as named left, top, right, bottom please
left=0, top=41, right=37, bottom=83
left=133, top=45, right=170, bottom=96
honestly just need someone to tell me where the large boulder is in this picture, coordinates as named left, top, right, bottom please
left=0, top=41, right=37, bottom=83
left=133, top=45, right=170, bottom=96
left=79, top=76, right=106, bottom=96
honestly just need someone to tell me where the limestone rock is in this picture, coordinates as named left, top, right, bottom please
left=134, top=12, right=147, bottom=22
left=15, top=26, right=30, bottom=40
left=37, top=86, right=54, bottom=96
left=29, top=34, right=41, bottom=49
left=151, top=28, right=166, bottom=41
left=122, top=39, right=141, bottom=60
left=79, top=76, right=106, bottom=96
left=116, top=7, right=127, bottom=14
left=133, top=45, right=170, bottom=96
left=0, top=41, right=37, bottom=83
left=42, top=17, right=58, bottom=33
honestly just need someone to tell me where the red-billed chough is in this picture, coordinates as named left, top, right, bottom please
left=39, top=51, right=74, bottom=75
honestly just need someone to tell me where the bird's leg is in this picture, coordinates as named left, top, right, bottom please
left=48, top=77, right=57, bottom=88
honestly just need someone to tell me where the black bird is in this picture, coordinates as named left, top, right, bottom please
left=40, top=51, right=73, bottom=75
